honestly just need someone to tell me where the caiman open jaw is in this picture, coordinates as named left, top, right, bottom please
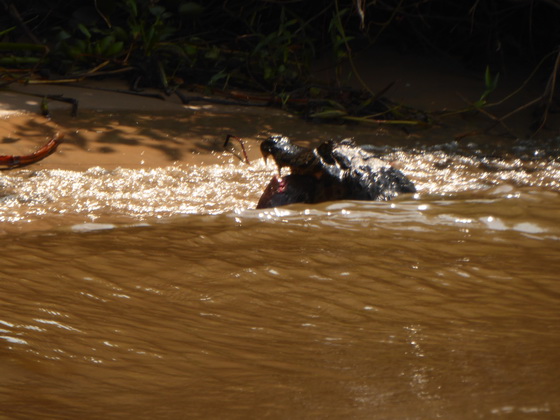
left=259, top=136, right=282, bottom=174
left=256, top=174, right=318, bottom=209
left=260, top=147, right=279, bottom=175
left=260, top=135, right=313, bottom=176
left=260, top=149, right=270, bottom=165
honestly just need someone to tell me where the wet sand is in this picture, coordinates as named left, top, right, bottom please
left=1, top=49, right=557, bottom=174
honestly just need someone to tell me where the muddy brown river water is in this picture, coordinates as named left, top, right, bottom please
left=1, top=107, right=560, bottom=419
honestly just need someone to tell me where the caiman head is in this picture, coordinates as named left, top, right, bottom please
left=258, top=136, right=328, bottom=209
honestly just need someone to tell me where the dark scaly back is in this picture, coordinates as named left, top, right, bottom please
left=315, top=138, right=416, bottom=201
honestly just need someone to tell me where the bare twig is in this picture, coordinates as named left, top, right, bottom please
left=532, top=48, right=559, bottom=134
left=3, top=1, right=44, bottom=47
left=456, top=93, right=518, bottom=138
left=224, top=134, right=250, bottom=164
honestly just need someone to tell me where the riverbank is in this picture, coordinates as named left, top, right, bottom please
left=1, top=49, right=557, bottom=173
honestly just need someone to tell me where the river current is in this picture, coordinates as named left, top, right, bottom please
left=1, top=113, right=559, bottom=419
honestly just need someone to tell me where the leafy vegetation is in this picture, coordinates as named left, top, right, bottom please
left=1, top=0, right=558, bottom=132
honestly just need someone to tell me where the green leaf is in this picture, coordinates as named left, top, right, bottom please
left=98, top=35, right=115, bottom=55
left=126, top=0, right=138, bottom=18
left=0, top=56, right=41, bottom=65
left=325, top=99, right=346, bottom=110
left=0, top=26, right=16, bottom=38
left=66, top=46, right=82, bottom=58
left=77, top=23, right=91, bottom=39
left=74, top=39, right=87, bottom=53
left=149, top=5, right=166, bottom=17
left=309, top=87, right=323, bottom=97
left=184, top=44, right=198, bottom=56
left=179, top=2, right=204, bottom=15
left=209, top=70, right=227, bottom=85
left=145, top=26, right=156, bottom=46
left=112, top=26, right=129, bottom=42
left=490, top=72, right=500, bottom=90
left=204, top=45, right=220, bottom=60
left=156, top=43, right=186, bottom=58
left=484, top=65, right=492, bottom=88
left=473, top=99, right=486, bottom=109
left=55, top=29, right=72, bottom=42
left=0, top=42, right=47, bottom=52
left=105, top=41, right=124, bottom=57
left=310, top=109, right=348, bottom=118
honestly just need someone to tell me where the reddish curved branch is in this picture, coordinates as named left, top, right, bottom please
left=0, top=132, right=64, bottom=168
left=224, top=134, right=250, bottom=164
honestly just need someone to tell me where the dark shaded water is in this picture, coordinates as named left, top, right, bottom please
left=1, top=122, right=559, bottom=419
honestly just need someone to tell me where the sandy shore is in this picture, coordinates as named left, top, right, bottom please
left=1, top=50, right=556, bottom=172
left=0, top=80, right=272, bottom=169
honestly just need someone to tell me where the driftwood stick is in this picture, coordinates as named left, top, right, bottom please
left=0, top=132, right=64, bottom=169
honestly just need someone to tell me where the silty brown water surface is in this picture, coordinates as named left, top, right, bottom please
left=1, top=108, right=560, bottom=419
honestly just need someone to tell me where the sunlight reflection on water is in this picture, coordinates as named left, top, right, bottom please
left=1, top=136, right=559, bottom=229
